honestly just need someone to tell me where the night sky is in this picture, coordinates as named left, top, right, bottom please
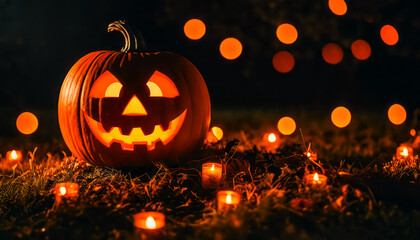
left=0, top=0, right=419, bottom=117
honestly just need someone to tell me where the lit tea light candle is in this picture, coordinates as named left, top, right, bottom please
left=261, top=132, right=280, bottom=152
left=54, top=183, right=79, bottom=205
left=217, top=190, right=241, bottom=211
left=6, top=150, right=22, bottom=162
left=305, top=173, right=327, bottom=188
left=133, top=212, right=165, bottom=240
left=202, top=163, right=222, bottom=189
left=396, top=145, right=414, bottom=160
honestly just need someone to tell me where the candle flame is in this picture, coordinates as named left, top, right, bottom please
left=401, top=147, right=409, bottom=157
left=268, top=133, right=276, bottom=143
left=146, top=216, right=157, bottom=229
left=226, top=194, right=232, bottom=204
left=59, top=187, right=67, bottom=196
left=11, top=150, right=18, bottom=160
left=211, top=164, right=215, bottom=171
left=313, top=173, right=319, bottom=181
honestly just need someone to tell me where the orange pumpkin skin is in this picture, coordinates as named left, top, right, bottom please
left=58, top=21, right=210, bottom=167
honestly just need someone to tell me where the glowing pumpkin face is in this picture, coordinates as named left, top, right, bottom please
left=84, top=70, right=187, bottom=151
left=58, top=21, right=210, bottom=167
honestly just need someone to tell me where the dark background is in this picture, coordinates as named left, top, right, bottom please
left=0, top=0, right=419, bottom=137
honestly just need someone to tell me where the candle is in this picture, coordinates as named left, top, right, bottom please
left=217, top=190, right=241, bottom=211
left=133, top=212, right=165, bottom=240
left=261, top=132, right=280, bottom=152
left=305, top=173, right=327, bottom=188
left=54, top=183, right=79, bottom=205
left=6, top=150, right=22, bottom=162
left=202, top=163, right=222, bottom=189
left=396, top=145, right=414, bottom=160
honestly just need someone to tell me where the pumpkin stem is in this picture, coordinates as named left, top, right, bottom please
left=108, top=20, right=147, bottom=53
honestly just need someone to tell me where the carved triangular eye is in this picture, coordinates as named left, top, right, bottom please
left=89, top=71, right=123, bottom=98
left=146, top=71, right=179, bottom=98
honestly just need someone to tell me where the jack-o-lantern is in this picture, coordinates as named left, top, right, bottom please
left=58, top=20, right=211, bottom=167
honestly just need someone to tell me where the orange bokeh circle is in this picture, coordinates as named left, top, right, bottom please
left=16, top=112, right=39, bottom=135
left=272, top=51, right=295, bottom=73
left=219, top=38, right=243, bottom=60
left=184, top=19, right=206, bottom=40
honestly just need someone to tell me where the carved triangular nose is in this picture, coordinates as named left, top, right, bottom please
left=122, top=95, right=148, bottom=116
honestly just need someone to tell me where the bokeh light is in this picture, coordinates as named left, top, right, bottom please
left=276, top=23, right=298, bottom=44
left=328, top=0, right=347, bottom=16
left=380, top=25, right=399, bottom=46
left=206, top=126, right=224, bottom=143
left=322, top=43, right=343, bottom=64
left=184, top=19, right=206, bottom=40
left=277, top=117, right=296, bottom=135
left=351, top=40, right=371, bottom=60
left=388, top=104, right=406, bottom=125
left=219, top=38, right=242, bottom=60
left=331, top=107, right=351, bottom=128
left=16, top=112, right=38, bottom=135
left=410, top=129, right=416, bottom=137
left=211, top=126, right=224, bottom=141
left=272, top=51, right=295, bottom=73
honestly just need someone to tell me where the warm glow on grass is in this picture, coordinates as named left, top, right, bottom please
left=380, top=25, right=399, bottom=46
left=322, top=43, right=343, bottom=64
left=388, top=104, right=406, bottom=125
left=276, top=23, right=298, bottom=44
left=351, top=40, right=371, bottom=60
left=16, top=112, right=38, bottom=135
left=277, top=117, right=296, bottom=135
left=184, top=19, right=206, bottom=40
left=220, top=38, right=242, bottom=60
left=331, top=106, right=351, bottom=128
left=328, top=0, right=347, bottom=16
left=272, top=51, right=295, bottom=73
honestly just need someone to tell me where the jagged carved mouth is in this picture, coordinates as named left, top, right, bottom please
left=83, top=110, right=187, bottom=151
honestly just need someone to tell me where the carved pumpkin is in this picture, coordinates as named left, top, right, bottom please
left=58, top=21, right=211, bottom=167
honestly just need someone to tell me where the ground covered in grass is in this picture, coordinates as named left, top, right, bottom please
left=1, top=112, right=420, bottom=239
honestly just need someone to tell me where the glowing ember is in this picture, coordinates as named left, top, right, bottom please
left=146, top=216, right=157, bottom=229
left=307, top=152, right=311, bottom=157
left=59, top=187, right=67, bottom=196
left=226, top=194, right=232, bottom=204
left=268, top=133, right=277, bottom=143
